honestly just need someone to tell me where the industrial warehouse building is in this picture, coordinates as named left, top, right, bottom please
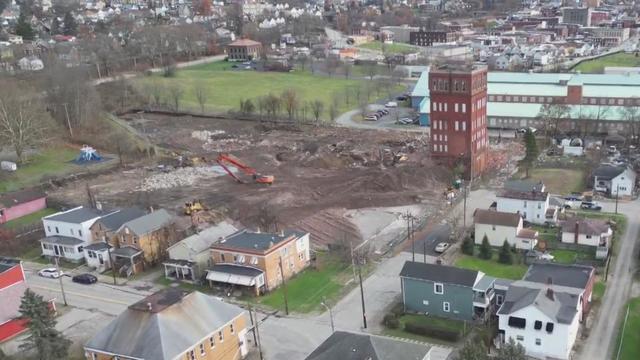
left=411, top=70, right=640, bottom=133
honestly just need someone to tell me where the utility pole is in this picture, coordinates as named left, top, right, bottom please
left=278, top=257, right=289, bottom=315
left=107, top=245, right=117, bottom=285
left=54, top=257, right=68, bottom=306
left=62, top=103, right=73, bottom=138
left=358, top=263, right=367, bottom=329
left=247, top=303, right=258, bottom=346
left=615, top=184, right=620, bottom=214
left=424, top=242, right=427, bottom=263
left=250, top=305, right=264, bottom=360
left=321, top=297, right=335, bottom=333
left=463, top=181, right=468, bottom=228
left=404, top=211, right=415, bottom=261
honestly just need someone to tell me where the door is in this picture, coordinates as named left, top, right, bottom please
left=98, top=253, right=104, bottom=265
left=54, top=245, right=60, bottom=256
left=238, top=329, right=248, bottom=357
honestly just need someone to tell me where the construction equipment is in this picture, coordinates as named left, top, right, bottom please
left=184, top=200, right=206, bottom=215
left=216, top=154, right=275, bottom=185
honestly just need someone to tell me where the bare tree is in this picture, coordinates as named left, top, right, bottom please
left=329, top=103, right=339, bottom=123
left=264, top=93, right=281, bottom=118
left=146, top=79, right=165, bottom=107
left=0, top=91, right=52, bottom=163
left=281, top=89, right=299, bottom=121
left=310, top=100, right=324, bottom=123
left=297, top=55, right=309, bottom=72
left=619, top=105, right=640, bottom=147
left=342, top=62, right=353, bottom=79
left=364, top=63, right=378, bottom=80
left=194, top=81, right=207, bottom=113
left=168, top=84, right=184, bottom=111
left=325, top=57, right=340, bottom=77
left=537, top=103, right=570, bottom=138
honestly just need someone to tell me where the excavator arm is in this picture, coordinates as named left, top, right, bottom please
left=216, top=154, right=274, bottom=185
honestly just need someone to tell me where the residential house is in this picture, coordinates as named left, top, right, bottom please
left=164, top=221, right=238, bottom=283
left=496, top=186, right=556, bottom=225
left=497, top=263, right=595, bottom=360
left=207, top=229, right=310, bottom=295
left=0, top=189, right=46, bottom=224
left=0, top=257, right=28, bottom=342
left=84, top=288, right=249, bottom=360
left=111, top=209, right=174, bottom=275
left=226, top=38, right=262, bottom=61
left=399, top=261, right=496, bottom=321
left=83, top=242, right=112, bottom=273
left=305, top=331, right=432, bottom=360
left=40, top=207, right=116, bottom=262
left=474, top=209, right=539, bottom=250
left=89, top=207, right=147, bottom=243
left=561, top=217, right=612, bottom=248
left=593, top=165, right=636, bottom=197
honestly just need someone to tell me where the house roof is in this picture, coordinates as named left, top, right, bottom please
left=228, top=38, right=261, bottom=47
left=593, top=165, right=626, bottom=180
left=399, top=261, right=479, bottom=287
left=85, top=289, right=245, bottom=360
left=504, top=180, right=545, bottom=193
left=497, top=189, right=548, bottom=201
left=523, top=263, right=594, bottom=289
left=213, top=229, right=307, bottom=252
left=0, top=257, right=21, bottom=274
left=118, top=209, right=172, bottom=236
left=0, top=189, right=46, bottom=209
left=96, top=208, right=147, bottom=231
left=497, top=280, right=581, bottom=324
left=45, top=206, right=113, bottom=224
left=40, top=236, right=84, bottom=246
left=474, top=209, right=521, bottom=227
left=305, top=331, right=431, bottom=360
left=516, top=228, right=538, bottom=239
left=411, top=70, right=430, bottom=98
left=209, top=264, right=264, bottom=278
left=168, top=221, right=238, bottom=257
left=474, top=275, right=496, bottom=291
left=561, top=217, right=610, bottom=236
left=84, top=242, right=111, bottom=251
left=111, top=246, right=143, bottom=258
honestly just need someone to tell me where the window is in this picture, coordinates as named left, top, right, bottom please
left=221, top=254, right=226, bottom=262
left=523, top=201, right=527, bottom=208
left=537, top=203, right=541, bottom=209
left=508, top=316, right=526, bottom=329
left=444, top=145, right=448, bottom=152
left=299, top=253, right=305, bottom=261
left=92, top=353, right=97, bottom=360
left=55, top=227, right=59, bottom=234
left=434, top=283, right=444, bottom=294
left=422, top=300, right=429, bottom=305
left=461, top=103, right=466, bottom=113
left=546, top=322, right=554, bottom=333
left=443, top=302, right=450, bottom=312
left=189, top=350, right=195, bottom=360
left=534, top=320, right=542, bottom=330
left=536, top=338, right=542, bottom=346
left=462, top=121, right=466, bottom=131
left=230, top=324, right=235, bottom=333
left=454, top=103, right=459, bottom=112
left=496, top=294, right=504, bottom=305
left=209, top=336, right=215, bottom=348
left=199, top=344, right=205, bottom=356
left=70, top=228, right=74, bottom=235
left=47, top=226, right=51, bottom=232
left=516, top=335, right=524, bottom=341
left=79, top=230, right=82, bottom=237
left=251, top=256, right=259, bottom=265
left=218, top=331, right=224, bottom=342
left=455, top=121, right=459, bottom=131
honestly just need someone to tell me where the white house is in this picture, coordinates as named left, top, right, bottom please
left=163, top=221, right=238, bottom=283
left=17, top=56, right=44, bottom=71
left=593, top=165, right=636, bottom=197
left=497, top=280, right=582, bottom=360
left=496, top=187, right=555, bottom=225
left=561, top=217, right=612, bottom=247
left=474, top=209, right=538, bottom=250
left=83, top=242, right=112, bottom=272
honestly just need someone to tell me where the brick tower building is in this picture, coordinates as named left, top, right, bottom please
left=429, top=64, right=489, bottom=179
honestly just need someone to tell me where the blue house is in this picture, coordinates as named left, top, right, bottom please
left=410, top=71, right=430, bottom=126
left=400, top=261, right=496, bottom=321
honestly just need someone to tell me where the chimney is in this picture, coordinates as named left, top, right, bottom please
left=546, top=288, right=555, bottom=301
left=574, top=220, right=579, bottom=244
left=268, top=241, right=274, bottom=248
left=95, top=201, right=102, bottom=211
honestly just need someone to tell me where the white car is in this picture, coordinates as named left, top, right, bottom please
left=434, top=242, right=450, bottom=253
left=385, top=101, right=398, bottom=108
left=38, top=268, right=63, bottom=279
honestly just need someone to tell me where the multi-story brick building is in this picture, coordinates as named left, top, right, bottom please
left=429, top=64, right=489, bottom=179
left=226, top=38, right=262, bottom=61
left=207, top=229, right=310, bottom=295
left=409, top=30, right=459, bottom=47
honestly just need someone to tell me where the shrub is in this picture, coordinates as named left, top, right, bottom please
left=499, top=240, right=513, bottom=264
left=461, top=237, right=475, bottom=255
left=390, top=302, right=404, bottom=317
left=383, top=314, right=399, bottom=329
left=404, top=321, right=460, bottom=342
left=479, top=235, right=492, bottom=260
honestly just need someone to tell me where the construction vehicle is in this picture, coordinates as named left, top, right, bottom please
left=216, top=154, right=275, bottom=185
left=184, top=200, right=206, bottom=215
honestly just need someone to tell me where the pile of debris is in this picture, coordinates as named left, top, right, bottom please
left=192, top=130, right=252, bottom=152
left=139, top=166, right=223, bottom=191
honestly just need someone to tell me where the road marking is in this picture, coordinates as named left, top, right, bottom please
left=30, top=285, right=135, bottom=306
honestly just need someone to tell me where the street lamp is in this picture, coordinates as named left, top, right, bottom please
left=320, top=298, right=335, bottom=333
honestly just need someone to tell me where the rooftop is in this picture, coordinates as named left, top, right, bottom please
left=213, top=229, right=307, bottom=253
left=524, top=263, right=594, bottom=289
left=0, top=189, right=46, bottom=209
left=305, top=331, right=431, bottom=360
left=474, top=209, right=521, bottom=227
left=228, top=38, right=262, bottom=47
left=96, top=208, right=147, bottom=231
left=400, top=261, right=480, bottom=288
left=84, top=242, right=111, bottom=251
left=504, top=180, right=545, bottom=193
left=0, top=257, right=21, bottom=274
left=118, top=209, right=172, bottom=236
left=40, top=236, right=84, bottom=246
left=498, top=189, right=548, bottom=201
left=593, top=164, right=627, bottom=180
left=497, top=280, right=581, bottom=324
left=168, top=221, right=238, bottom=256
left=561, top=217, right=610, bottom=236
left=45, top=206, right=114, bottom=224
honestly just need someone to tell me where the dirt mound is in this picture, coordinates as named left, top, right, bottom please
left=295, top=209, right=362, bottom=250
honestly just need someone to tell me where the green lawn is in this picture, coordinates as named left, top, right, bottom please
left=256, top=258, right=353, bottom=313
left=549, top=249, right=595, bottom=264
left=615, top=297, right=640, bottom=360
left=593, top=281, right=606, bottom=302
left=1, top=208, right=56, bottom=230
left=455, top=254, right=527, bottom=280
left=526, top=168, right=585, bottom=195
left=573, top=52, right=640, bottom=74
left=359, top=41, right=418, bottom=54
left=0, top=147, right=80, bottom=192
left=137, top=61, right=379, bottom=117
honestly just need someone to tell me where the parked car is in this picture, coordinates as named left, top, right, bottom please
left=517, top=127, right=537, bottom=134
left=385, top=101, right=398, bottom=108
left=525, top=250, right=555, bottom=261
left=397, top=118, right=412, bottom=125
left=396, top=95, right=408, bottom=101
left=581, top=201, right=602, bottom=211
left=564, top=195, right=583, bottom=201
left=434, top=242, right=450, bottom=253
left=364, top=115, right=378, bottom=121
left=38, top=268, right=63, bottom=279
left=378, top=109, right=389, bottom=115
left=72, top=273, right=98, bottom=285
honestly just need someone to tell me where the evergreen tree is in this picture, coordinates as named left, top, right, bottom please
left=15, top=12, right=35, bottom=40
left=521, top=129, right=538, bottom=177
left=19, top=289, right=71, bottom=360
left=479, top=235, right=492, bottom=260
left=498, top=239, right=513, bottom=264
left=461, top=236, right=475, bottom=255
left=496, top=338, right=526, bottom=360
left=456, top=339, right=489, bottom=360
left=62, top=11, right=77, bottom=36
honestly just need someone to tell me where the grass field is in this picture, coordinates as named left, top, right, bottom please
left=0, top=147, right=80, bottom=193
left=593, top=281, right=606, bottom=302
left=526, top=168, right=585, bottom=195
left=1, top=208, right=57, bottom=230
left=358, top=41, right=417, bottom=54
left=455, top=254, right=527, bottom=280
left=573, top=52, right=640, bottom=74
left=136, top=61, right=381, bottom=117
left=549, top=249, right=595, bottom=264
left=615, top=297, right=640, bottom=360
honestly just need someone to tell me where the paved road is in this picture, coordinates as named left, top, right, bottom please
left=409, top=223, right=452, bottom=257
left=577, top=198, right=640, bottom=360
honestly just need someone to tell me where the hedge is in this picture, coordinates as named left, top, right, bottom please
left=404, top=321, right=461, bottom=342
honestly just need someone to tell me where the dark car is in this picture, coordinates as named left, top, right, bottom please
left=72, top=273, right=98, bottom=285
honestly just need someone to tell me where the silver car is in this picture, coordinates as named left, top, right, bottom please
left=434, top=242, right=450, bottom=253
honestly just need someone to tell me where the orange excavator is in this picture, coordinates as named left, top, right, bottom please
left=216, top=153, right=274, bottom=185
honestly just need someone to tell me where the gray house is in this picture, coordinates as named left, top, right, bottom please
left=400, top=261, right=496, bottom=321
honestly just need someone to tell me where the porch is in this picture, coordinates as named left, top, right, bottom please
left=111, top=246, right=144, bottom=277
left=40, top=236, right=85, bottom=262
left=163, top=259, right=198, bottom=283
left=206, top=264, right=265, bottom=296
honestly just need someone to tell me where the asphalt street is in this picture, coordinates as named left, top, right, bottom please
left=408, top=223, right=452, bottom=257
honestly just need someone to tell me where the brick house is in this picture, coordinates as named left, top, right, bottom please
left=0, top=189, right=46, bottom=224
left=84, top=288, right=249, bottom=360
left=226, top=38, right=262, bottom=61
left=207, top=229, right=310, bottom=295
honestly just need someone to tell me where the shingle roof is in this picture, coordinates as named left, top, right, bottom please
left=593, top=165, right=626, bottom=180
left=85, top=289, right=245, bottom=360
left=213, top=229, right=307, bottom=252
left=474, top=209, right=521, bottom=227
left=561, top=217, right=610, bottom=236
left=523, top=263, right=594, bottom=289
left=0, top=189, right=46, bottom=209
left=516, top=228, right=538, bottom=239
left=111, top=246, right=142, bottom=258
left=97, top=208, right=147, bottom=231
left=45, top=206, right=113, bottom=224
left=305, top=331, right=431, bottom=360
left=84, top=242, right=111, bottom=251
left=228, top=38, right=261, bottom=46
left=119, top=209, right=172, bottom=236
left=497, top=280, right=581, bottom=324
left=40, top=236, right=84, bottom=246
left=400, top=261, right=479, bottom=287
left=209, top=264, right=264, bottom=277
left=504, top=180, right=545, bottom=193
left=168, top=221, right=238, bottom=257
left=498, top=189, right=548, bottom=201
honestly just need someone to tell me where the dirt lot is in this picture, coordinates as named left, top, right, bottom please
left=48, top=113, right=451, bottom=249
